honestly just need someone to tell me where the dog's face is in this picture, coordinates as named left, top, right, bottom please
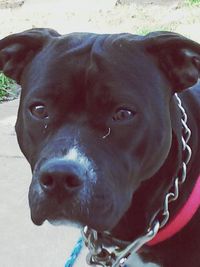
left=0, top=29, right=200, bottom=233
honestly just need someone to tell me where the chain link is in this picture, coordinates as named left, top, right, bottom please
left=82, top=222, right=160, bottom=267
left=149, top=93, right=192, bottom=230
left=82, top=93, right=192, bottom=267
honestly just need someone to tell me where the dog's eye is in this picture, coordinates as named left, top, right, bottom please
left=112, top=109, right=135, bottom=121
left=30, top=105, right=49, bottom=119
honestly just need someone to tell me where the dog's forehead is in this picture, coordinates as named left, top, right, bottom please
left=22, top=32, right=166, bottom=105
left=28, top=33, right=145, bottom=73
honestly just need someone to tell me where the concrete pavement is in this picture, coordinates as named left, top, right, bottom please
left=0, top=99, right=158, bottom=267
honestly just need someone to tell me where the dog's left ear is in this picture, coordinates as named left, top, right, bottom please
left=145, top=32, right=200, bottom=92
left=0, top=28, right=60, bottom=83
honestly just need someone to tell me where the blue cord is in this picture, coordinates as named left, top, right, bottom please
left=65, top=237, right=83, bottom=267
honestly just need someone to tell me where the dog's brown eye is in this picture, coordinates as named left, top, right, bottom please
left=30, top=105, right=49, bottom=119
left=113, top=109, right=134, bottom=121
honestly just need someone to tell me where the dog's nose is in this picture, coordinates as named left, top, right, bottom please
left=39, top=159, right=83, bottom=196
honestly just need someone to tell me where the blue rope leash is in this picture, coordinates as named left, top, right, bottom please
left=65, top=237, right=83, bottom=267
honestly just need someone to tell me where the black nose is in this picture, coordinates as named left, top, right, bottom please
left=39, top=159, right=84, bottom=197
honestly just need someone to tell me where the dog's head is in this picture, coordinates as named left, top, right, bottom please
left=0, top=29, right=200, bottom=233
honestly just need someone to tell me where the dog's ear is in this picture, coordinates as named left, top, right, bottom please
left=145, top=32, right=200, bottom=92
left=0, top=28, right=60, bottom=83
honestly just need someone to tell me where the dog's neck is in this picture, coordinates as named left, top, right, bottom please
left=147, top=175, right=200, bottom=246
left=147, top=93, right=200, bottom=246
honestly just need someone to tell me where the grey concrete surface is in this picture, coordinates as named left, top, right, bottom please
left=0, top=99, right=158, bottom=267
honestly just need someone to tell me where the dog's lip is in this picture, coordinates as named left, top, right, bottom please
left=31, top=212, right=117, bottom=233
left=31, top=214, right=45, bottom=226
left=29, top=189, right=117, bottom=230
left=30, top=208, right=48, bottom=226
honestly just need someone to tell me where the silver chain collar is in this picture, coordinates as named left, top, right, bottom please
left=82, top=93, right=192, bottom=267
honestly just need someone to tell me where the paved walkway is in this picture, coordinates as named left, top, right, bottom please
left=0, top=99, right=158, bottom=267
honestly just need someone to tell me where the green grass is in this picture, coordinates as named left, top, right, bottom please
left=0, top=72, right=15, bottom=102
left=186, top=0, right=200, bottom=5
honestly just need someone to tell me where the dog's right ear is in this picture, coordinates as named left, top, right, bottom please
left=0, top=28, right=60, bottom=83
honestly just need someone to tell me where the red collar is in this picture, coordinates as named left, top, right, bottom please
left=148, top=175, right=200, bottom=246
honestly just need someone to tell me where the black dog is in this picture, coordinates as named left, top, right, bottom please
left=0, top=29, right=200, bottom=267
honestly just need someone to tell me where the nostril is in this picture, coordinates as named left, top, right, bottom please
left=40, top=174, right=55, bottom=190
left=38, top=159, right=85, bottom=195
left=39, top=172, right=82, bottom=194
left=64, top=174, right=82, bottom=189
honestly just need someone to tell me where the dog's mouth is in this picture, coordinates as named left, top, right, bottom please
left=28, top=184, right=121, bottom=232
left=30, top=202, right=117, bottom=232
